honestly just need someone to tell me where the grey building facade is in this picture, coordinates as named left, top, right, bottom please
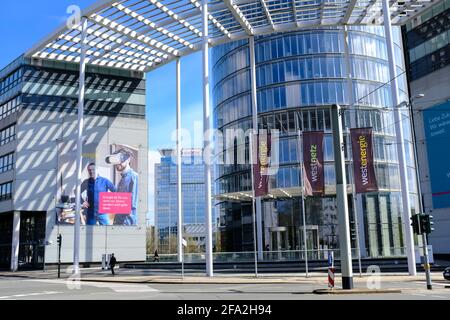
left=0, top=56, right=148, bottom=270
left=403, top=0, right=450, bottom=256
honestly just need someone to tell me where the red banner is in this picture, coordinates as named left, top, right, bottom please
left=253, top=132, right=271, bottom=197
left=350, top=128, right=378, bottom=194
left=302, top=131, right=325, bottom=196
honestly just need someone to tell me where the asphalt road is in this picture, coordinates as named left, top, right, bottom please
left=0, top=274, right=449, bottom=300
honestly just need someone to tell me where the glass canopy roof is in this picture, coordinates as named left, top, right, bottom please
left=25, top=0, right=438, bottom=72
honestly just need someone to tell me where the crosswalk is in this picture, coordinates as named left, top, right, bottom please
left=26, top=278, right=160, bottom=294
left=0, top=291, right=62, bottom=300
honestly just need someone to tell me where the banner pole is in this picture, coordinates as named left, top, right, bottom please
left=249, top=133, right=258, bottom=278
left=350, top=157, right=363, bottom=278
left=298, top=131, right=309, bottom=278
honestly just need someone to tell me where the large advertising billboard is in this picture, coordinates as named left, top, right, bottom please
left=56, top=144, right=139, bottom=226
left=423, top=101, right=450, bottom=209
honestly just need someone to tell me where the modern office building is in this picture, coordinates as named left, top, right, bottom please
left=212, top=26, right=420, bottom=259
left=155, top=148, right=208, bottom=253
left=0, top=55, right=148, bottom=270
left=403, top=0, right=450, bottom=257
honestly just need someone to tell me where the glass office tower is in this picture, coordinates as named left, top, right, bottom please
left=155, top=149, right=207, bottom=254
left=212, top=27, right=419, bottom=259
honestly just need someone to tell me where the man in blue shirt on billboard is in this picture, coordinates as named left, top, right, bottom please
left=105, top=148, right=139, bottom=226
left=81, top=163, right=116, bottom=226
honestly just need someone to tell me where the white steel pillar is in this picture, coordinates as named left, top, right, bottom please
left=249, top=36, right=264, bottom=261
left=74, top=17, right=88, bottom=275
left=202, top=0, right=214, bottom=277
left=382, top=0, right=417, bottom=276
left=10, top=211, right=20, bottom=272
left=343, top=26, right=367, bottom=258
left=176, top=58, right=183, bottom=263
left=343, top=26, right=363, bottom=275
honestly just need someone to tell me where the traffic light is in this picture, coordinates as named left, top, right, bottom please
left=57, top=234, right=62, bottom=246
left=350, top=220, right=357, bottom=241
left=420, top=214, right=434, bottom=234
left=410, top=214, right=421, bottom=235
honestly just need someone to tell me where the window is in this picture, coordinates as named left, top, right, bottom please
left=0, top=181, right=12, bottom=201
left=0, top=153, right=14, bottom=173
left=0, top=125, right=16, bottom=146
left=0, top=69, right=22, bottom=97
left=0, top=96, right=20, bottom=120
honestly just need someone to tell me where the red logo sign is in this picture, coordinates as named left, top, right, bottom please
left=99, top=193, right=132, bottom=214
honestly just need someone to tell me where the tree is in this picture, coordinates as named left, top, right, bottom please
left=146, top=226, right=155, bottom=255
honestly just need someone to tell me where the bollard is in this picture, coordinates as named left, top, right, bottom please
left=328, top=251, right=335, bottom=289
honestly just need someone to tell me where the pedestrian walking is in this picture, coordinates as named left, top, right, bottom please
left=153, top=250, right=160, bottom=263
left=110, top=253, right=117, bottom=276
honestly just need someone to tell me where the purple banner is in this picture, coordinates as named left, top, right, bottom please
left=302, top=131, right=325, bottom=196
left=253, top=132, right=271, bottom=197
left=351, top=128, right=378, bottom=194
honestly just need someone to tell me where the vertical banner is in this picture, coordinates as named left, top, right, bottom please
left=351, top=128, right=378, bottom=194
left=302, top=131, right=325, bottom=196
left=253, top=131, right=271, bottom=197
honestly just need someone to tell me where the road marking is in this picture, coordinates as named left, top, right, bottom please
left=80, top=282, right=159, bottom=292
left=26, top=279, right=159, bottom=293
left=414, top=281, right=449, bottom=287
left=431, top=295, right=448, bottom=299
left=0, top=291, right=62, bottom=300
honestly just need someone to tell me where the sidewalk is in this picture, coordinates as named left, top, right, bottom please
left=0, top=268, right=445, bottom=285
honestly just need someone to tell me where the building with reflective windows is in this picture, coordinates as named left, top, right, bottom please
left=0, top=56, right=148, bottom=270
left=155, top=149, right=210, bottom=254
left=403, top=0, right=450, bottom=256
left=212, top=27, right=420, bottom=259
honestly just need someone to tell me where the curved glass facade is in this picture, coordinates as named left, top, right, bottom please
left=212, top=27, right=419, bottom=258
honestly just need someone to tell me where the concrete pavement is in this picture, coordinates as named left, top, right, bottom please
left=1, top=267, right=449, bottom=288
left=0, top=267, right=450, bottom=300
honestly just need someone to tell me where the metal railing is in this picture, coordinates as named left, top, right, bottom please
left=147, top=247, right=407, bottom=263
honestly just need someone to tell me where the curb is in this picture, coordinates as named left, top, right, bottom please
left=79, top=277, right=320, bottom=285
left=313, top=288, right=402, bottom=295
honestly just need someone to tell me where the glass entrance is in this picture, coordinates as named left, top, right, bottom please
left=18, top=212, right=46, bottom=270
left=269, top=227, right=288, bottom=260
left=0, top=213, right=13, bottom=270
left=299, top=226, right=320, bottom=260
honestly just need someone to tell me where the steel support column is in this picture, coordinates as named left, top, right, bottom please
left=382, top=0, right=417, bottom=276
left=176, top=58, right=183, bottom=263
left=74, top=17, right=88, bottom=275
left=202, top=0, right=214, bottom=277
left=343, top=25, right=363, bottom=275
left=10, top=211, right=20, bottom=272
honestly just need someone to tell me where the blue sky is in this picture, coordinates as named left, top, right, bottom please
left=0, top=1, right=205, bottom=224
left=0, top=1, right=204, bottom=151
